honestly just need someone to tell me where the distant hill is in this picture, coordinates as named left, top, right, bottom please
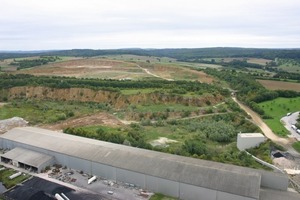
left=1, top=47, right=300, bottom=60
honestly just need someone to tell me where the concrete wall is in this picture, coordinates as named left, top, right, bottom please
left=260, top=171, right=289, bottom=190
left=237, top=133, right=265, bottom=151
left=217, top=191, right=256, bottom=200
left=92, top=162, right=116, bottom=180
left=180, top=183, right=217, bottom=200
left=38, top=157, right=55, bottom=173
left=116, top=168, right=145, bottom=187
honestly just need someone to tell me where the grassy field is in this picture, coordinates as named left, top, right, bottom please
left=257, top=79, right=300, bottom=92
left=0, top=168, right=31, bottom=189
left=259, top=97, right=300, bottom=136
left=292, top=142, right=300, bottom=153
left=0, top=100, right=107, bottom=125
left=150, top=193, right=177, bottom=200
left=277, top=59, right=300, bottom=73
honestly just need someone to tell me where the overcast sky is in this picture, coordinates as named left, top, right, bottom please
left=1, top=0, right=300, bottom=50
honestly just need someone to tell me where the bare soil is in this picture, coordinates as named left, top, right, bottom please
left=148, top=64, right=214, bottom=83
left=14, top=58, right=143, bottom=79
left=257, top=79, right=300, bottom=92
left=42, top=113, right=123, bottom=131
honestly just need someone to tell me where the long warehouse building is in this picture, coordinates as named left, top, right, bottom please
left=0, top=127, right=299, bottom=200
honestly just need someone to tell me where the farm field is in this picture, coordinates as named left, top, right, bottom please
left=258, top=97, right=300, bottom=136
left=257, top=79, right=300, bottom=92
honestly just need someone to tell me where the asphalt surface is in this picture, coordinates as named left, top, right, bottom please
left=3, top=177, right=109, bottom=200
left=281, top=111, right=300, bottom=141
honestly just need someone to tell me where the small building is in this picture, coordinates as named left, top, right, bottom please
left=1, top=147, right=54, bottom=173
left=237, top=133, right=266, bottom=151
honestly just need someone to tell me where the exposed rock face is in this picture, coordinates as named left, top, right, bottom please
left=6, top=86, right=224, bottom=108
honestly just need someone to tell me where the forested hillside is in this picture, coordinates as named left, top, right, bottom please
left=1, top=48, right=300, bottom=60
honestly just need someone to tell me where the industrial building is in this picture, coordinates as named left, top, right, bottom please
left=0, top=127, right=299, bottom=200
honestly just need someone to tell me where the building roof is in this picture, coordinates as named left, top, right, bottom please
left=0, top=127, right=266, bottom=198
left=1, top=147, right=53, bottom=169
left=239, top=133, right=265, bottom=138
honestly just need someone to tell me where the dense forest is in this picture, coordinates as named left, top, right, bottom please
left=1, top=48, right=300, bottom=60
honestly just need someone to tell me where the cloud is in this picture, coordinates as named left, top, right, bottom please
left=1, top=0, right=300, bottom=50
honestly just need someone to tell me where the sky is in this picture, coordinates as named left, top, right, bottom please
left=1, top=0, right=300, bottom=50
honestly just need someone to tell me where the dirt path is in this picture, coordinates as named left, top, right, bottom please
left=232, top=97, right=295, bottom=147
left=136, top=64, right=173, bottom=81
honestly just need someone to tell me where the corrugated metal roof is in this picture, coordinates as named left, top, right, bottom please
left=1, top=147, right=53, bottom=168
left=1, top=127, right=261, bottom=198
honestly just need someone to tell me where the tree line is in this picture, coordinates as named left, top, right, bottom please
left=2, top=48, right=300, bottom=60
left=0, top=74, right=228, bottom=95
left=9, top=56, right=60, bottom=70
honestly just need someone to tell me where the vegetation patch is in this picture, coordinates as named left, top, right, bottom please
left=0, top=168, right=31, bottom=189
left=63, top=112, right=266, bottom=169
left=258, top=97, right=300, bottom=136
left=292, top=142, right=300, bottom=153
left=150, top=193, right=177, bottom=200
left=0, top=100, right=109, bottom=125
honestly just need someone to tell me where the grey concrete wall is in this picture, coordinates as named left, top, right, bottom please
left=217, top=191, right=256, bottom=200
left=260, top=171, right=289, bottom=190
left=69, top=157, right=91, bottom=174
left=51, top=152, right=69, bottom=167
left=116, top=168, right=145, bottom=187
left=145, top=175, right=158, bottom=192
left=39, top=157, right=55, bottom=173
left=180, top=183, right=216, bottom=200
left=92, top=162, right=116, bottom=180
left=154, top=177, right=179, bottom=197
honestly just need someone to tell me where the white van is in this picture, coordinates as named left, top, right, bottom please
left=292, top=125, right=297, bottom=130
left=297, top=129, right=300, bottom=134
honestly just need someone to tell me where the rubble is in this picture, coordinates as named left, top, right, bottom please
left=0, top=117, right=28, bottom=134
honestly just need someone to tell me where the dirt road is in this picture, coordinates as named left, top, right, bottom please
left=232, top=97, right=296, bottom=148
left=136, top=64, right=173, bottom=81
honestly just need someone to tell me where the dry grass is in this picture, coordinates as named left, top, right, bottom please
left=13, top=57, right=214, bottom=82
left=147, top=63, right=214, bottom=83
left=257, top=79, right=300, bottom=92
left=14, top=58, right=147, bottom=79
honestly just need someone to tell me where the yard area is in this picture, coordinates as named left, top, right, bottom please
left=259, top=97, right=300, bottom=136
